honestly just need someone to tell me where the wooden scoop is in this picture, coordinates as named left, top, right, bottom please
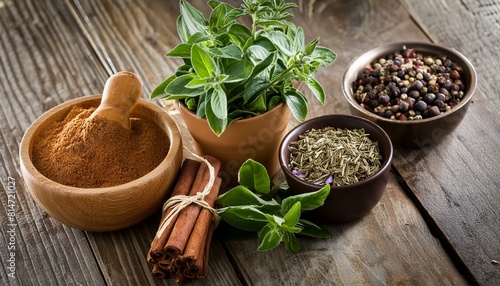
left=89, top=71, right=143, bottom=130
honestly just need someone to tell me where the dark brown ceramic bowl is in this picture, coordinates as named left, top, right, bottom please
left=343, top=42, right=477, bottom=147
left=279, top=114, right=393, bottom=224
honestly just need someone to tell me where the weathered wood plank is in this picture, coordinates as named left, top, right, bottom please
left=0, top=0, right=110, bottom=285
left=394, top=1, right=500, bottom=285
left=70, top=0, right=470, bottom=285
left=64, top=0, right=190, bottom=109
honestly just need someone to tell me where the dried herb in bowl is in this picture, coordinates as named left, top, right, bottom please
left=288, top=127, right=383, bottom=186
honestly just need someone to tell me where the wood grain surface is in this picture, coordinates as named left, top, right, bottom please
left=397, top=1, right=500, bottom=285
left=1, top=0, right=498, bottom=285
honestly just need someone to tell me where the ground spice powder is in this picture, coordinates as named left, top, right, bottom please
left=32, top=105, right=169, bottom=188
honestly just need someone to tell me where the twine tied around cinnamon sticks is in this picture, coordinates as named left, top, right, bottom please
left=147, top=147, right=222, bottom=282
left=155, top=147, right=220, bottom=241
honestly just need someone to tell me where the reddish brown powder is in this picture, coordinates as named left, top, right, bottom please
left=32, top=105, right=169, bottom=188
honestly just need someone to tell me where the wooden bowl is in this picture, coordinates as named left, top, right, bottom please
left=342, top=42, right=477, bottom=147
left=279, top=114, right=393, bottom=224
left=19, top=95, right=183, bottom=231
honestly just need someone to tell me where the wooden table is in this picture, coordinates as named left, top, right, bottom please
left=1, top=0, right=499, bottom=285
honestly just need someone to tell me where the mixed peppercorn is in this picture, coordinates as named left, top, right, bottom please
left=353, top=48, right=466, bottom=121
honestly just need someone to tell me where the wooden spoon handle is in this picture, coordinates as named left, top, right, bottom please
left=90, top=71, right=142, bottom=130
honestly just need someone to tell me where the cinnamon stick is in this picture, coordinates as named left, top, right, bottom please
left=181, top=177, right=222, bottom=276
left=148, top=159, right=201, bottom=263
left=151, top=263, right=169, bottom=279
left=198, top=221, right=216, bottom=278
left=173, top=263, right=186, bottom=284
left=165, top=156, right=221, bottom=257
left=182, top=218, right=216, bottom=279
left=158, top=258, right=172, bottom=270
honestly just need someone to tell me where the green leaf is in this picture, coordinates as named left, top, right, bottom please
left=208, top=0, right=226, bottom=29
left=265, top=214, right=285, bottom=227
left=293, top=27, right=305, bottom=53
left=208, top=1, right=242, bottom=33
left=255, top=19, right=287, bottom=30
left=246, top=44, right=271, bottom=65
left=257, top=224, right=283, bottom=251
left=206, top=98, right=228, bottom=136
left=174, top=64, right=193, bottom=77
left=247, top=94, right=267, bottom=113
left=210, top=85, right=227, bottom=119
left=217, top=185, right=279, bottom=208
left=268, top=31, right=294, bottom=57
left=224, top=60, right=253, bottom=83
left=186, top=77, right=207, bottom=88
left=281, top=184, right=330, bottom=213
left=284, top=90, right=308, bottom=122
left=185, top=98, right=197, bottom=110
left=283, top=201, right=301, bottom=228
left=268, top=95, right=282, bottom=110
left=180, top=0, right=208, bottom=37
left=306, top=77, right=325, bottom=104
left=227, top=23, right=252, bottom=46
left=224, top=5, right=244, bottom=23
left=176, top=15, right=188, bottom=43
left=187, top=31, right=211, bottom=44
left=207, top=0, right=221, bottom=9
left=249, top=52, right=275, bottom=79
left=238, top=159, right=271, bottom=194
left=269, top=57, right=287, bottom=79
left=165, top=74, right=205, bottom=98
left=294, top=67, right=310, bottom=82
left=191, top=44, right=215, bottom=78
left=209, top=45, right=243, bottom=59
left=227, top=109, right=257, bottom=119
left=284, top=232, right=300, bottom=253
left=217, top=206, right=269, bottom=232
left=150, top=74, right=176, bottom=99
left=253, top=36, right=277, bottom=53
left=298, top=219, right=332, bottom=238
left=311, top=46, right=336, bottom=67
left=242, top=76, right=268, bottom=104
left=166, top=43, right=192, bottom=58
left=304, top=38, right=319, bottom=56
left=195, top=92, right=207, bottom=117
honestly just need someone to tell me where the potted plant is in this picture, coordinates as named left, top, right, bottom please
left=151, top=0, right=336, bottom=185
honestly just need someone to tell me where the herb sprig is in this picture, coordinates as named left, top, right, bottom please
left=216, top=159, right=331, bottom=253
left=151, top=0, right=336, bottom=136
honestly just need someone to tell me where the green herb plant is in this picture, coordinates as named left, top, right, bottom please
left=151, top=0, right=336, bottom=136
left=216, top=159, right=331, bottom=253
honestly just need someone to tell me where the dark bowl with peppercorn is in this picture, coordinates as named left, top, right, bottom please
left=343, top=42, right=477, bottom=147
left=279, top=114, right=393, bottom=224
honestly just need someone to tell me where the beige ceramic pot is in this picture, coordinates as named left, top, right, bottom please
left=178, top=102, right=291, bottom=186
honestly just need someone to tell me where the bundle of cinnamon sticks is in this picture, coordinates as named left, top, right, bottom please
left=147, top=156, right=222, bottom=283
